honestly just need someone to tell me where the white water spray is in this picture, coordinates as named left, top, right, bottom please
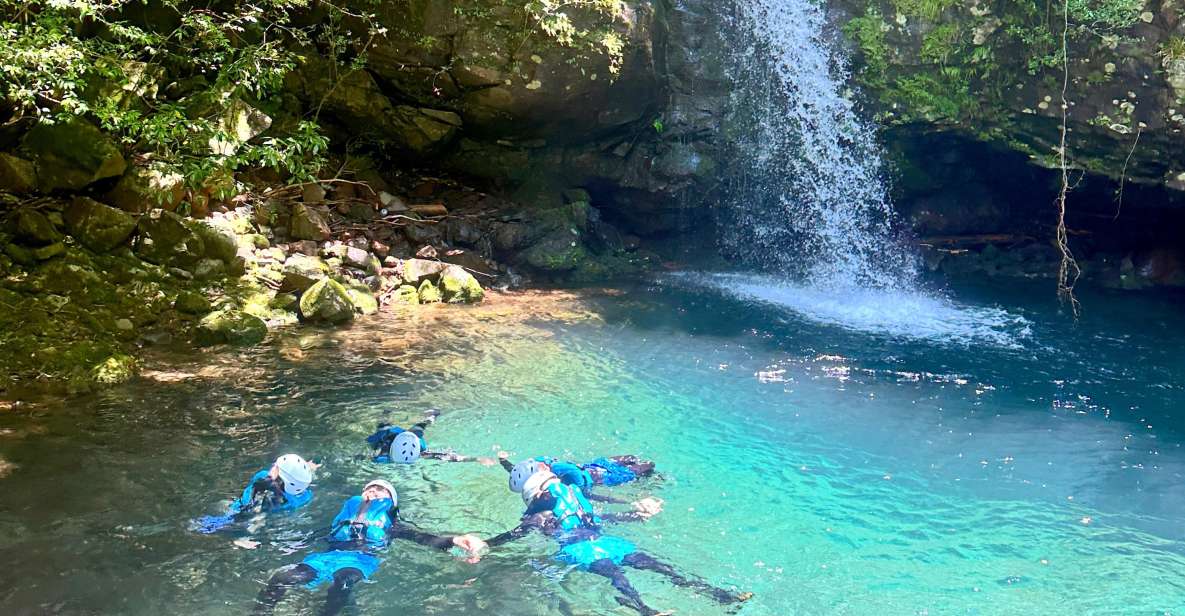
left=723, top=0, right=917, bottom=288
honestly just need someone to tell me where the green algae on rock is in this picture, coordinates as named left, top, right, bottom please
left=91, top=354, right=138, bottom=384
left=194, top=309, right=268, bottom=346
left=298, top=278, right=355, bottom=324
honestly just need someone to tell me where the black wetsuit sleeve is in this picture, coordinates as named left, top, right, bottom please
left=387, top=523, right=456, bottom=550
left=485, top=522, right=531, bottom=547
left=587, top=492, right=629, bottom=505
left=600, top=512, right=646, bottom=524
left=422, top=450, right=473, bottom=462
left=499, top=458, right=514, bottom=472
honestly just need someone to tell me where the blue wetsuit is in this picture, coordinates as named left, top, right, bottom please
left=486, top=483, right=741, bottom=616
left=254, top=495, right=460, bottom=615
left=192, top=469, right=312, bottom=534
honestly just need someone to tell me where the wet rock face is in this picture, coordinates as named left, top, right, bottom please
left=834, top=0, right=1185, bottom=194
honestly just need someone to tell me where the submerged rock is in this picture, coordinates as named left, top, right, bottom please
left=22, top=117, right=127, bottom=191
left=195, top=309, right=268, bottom=346
left=298, top=278, right=355, bottom=324
left=64, top=197, right=138, bottom=253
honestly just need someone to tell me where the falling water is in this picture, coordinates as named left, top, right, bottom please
left=722, top=0, right=917, bottom=289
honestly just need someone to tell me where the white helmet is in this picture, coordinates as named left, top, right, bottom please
left=275, top=454, right=313, bottom=497
left=364, top=479, right=398, bottom=506
left=520, top=471, right=558, bottom=505
left=389, top=431, right=422, bottom=464
left=509, top=458, right=544, bottom=493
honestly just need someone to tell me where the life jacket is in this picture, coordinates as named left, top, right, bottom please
left=548, top=460, right=595, bottom=490
left=329, top=495, right=395, bottom=546
left=542, top=482, right=600, bottom=532
left=231, top=469, right=312, bottom=514
left=366, top=426, right=428, bottom=461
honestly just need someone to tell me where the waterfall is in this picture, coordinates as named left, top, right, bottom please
left=721, top=0, right=917, bottom=289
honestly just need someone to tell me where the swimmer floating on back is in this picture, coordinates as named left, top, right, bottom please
left=483, top=470, right=751, bottom=616
left=253, top=479, right=486, bottom=615
left=192, top=454, right=318, bottom=534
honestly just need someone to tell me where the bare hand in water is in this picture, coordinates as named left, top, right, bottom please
left=632, top=497, right=664, bottom=519
left=453, top=534, right=488, bottom=563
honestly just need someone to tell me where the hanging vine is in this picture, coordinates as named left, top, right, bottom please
left=1055, top=0, right=1081, bottom=317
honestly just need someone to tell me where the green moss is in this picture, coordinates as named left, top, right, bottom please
left=91, top=354, right=138, bottom=384
left=889, top=0, right=956, bottom=21
left=1160, top=37, right=1185, bottom=64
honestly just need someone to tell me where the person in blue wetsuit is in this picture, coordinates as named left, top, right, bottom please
left=484, top=471, right=751, bottom=616
left=365, top=412, right=501, bottom=466
left=192, top=454, right=317, bottom=534
left=253, top=479, right=486, bottom=615
left=503, top=452, right=660, bottom=509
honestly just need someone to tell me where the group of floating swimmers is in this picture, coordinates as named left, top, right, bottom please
left=192, top=411, right=752, bottom=615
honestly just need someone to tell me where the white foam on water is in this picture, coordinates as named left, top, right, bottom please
left=672, top=272, right=1033, bottom=348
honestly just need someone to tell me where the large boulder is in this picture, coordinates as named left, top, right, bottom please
left=102, top=162, right=186, bottom=212
left=22, top=118, right=127, bottom=191
left=189, top=219, right=239, bottom=263
left=521, top=231, right=590, bottom=271
left=63, top=197, right=137, bottom=252
left=298, top=278, right=355, bottom=324
left=289, top=203, right=331, bottom=241
left=280, top=254, right=331, bottom=292
left=287, top=60, right=461, bottom=156
left=135, top=209, right=205, bottom=266
left=439, top=265, right=485, bottom=303
left=345, top=283, right=379, bottom=315
left=11, top=210, right=62, bottom=246
left=398, top=258, right=449, bottom=284
left=0, top=153, right=37, bottom=193
left=195, top=309, right=268, bottom=346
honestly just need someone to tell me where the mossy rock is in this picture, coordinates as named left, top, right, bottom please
left=135, top=209, right=205, bottom=266
left=22, top=117, right=127, bottom=191
left=189, top=220, right=240, bottom=263
left=91, top=354, right=138, bottom=385
left=417, top=279, right=442, bottom=303
left=391, top=284, right=420, bottom=305
left=298, top=278, right=355, bottom=324
left=439, top=265, right=484, bottom=303
left=195, top=309, right=268, bottom=346
left=174, top=291, right=211, bottom=315
left=522, top=231, right=590, bottom=272
left=12, top=210, right=62, bottom=246
left=269, top=292, right=298, bottom=311
left=345, top=284, right=379, bottom=315
left=63, top=197, right=138, bottom=253
left=281, top=254, right=331, bottom=292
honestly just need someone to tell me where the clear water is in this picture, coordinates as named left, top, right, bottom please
left=2, top=279, right=1184, bottom=615
left=724, top=0, right=916, bottom=287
